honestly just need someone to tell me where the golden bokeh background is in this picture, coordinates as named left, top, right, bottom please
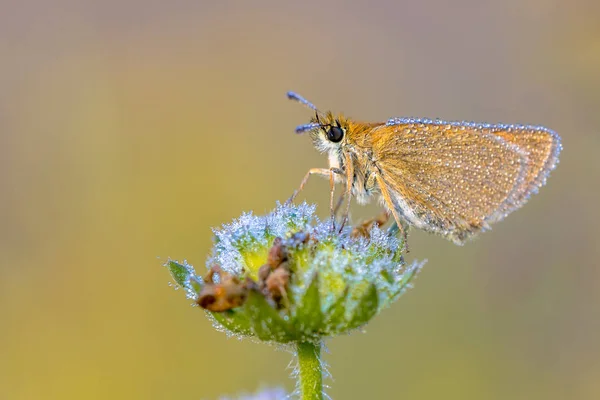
left=1, top=1, right=599, bottom=399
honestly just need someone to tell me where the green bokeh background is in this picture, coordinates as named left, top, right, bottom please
left=1, top=1, right=599, bottom=399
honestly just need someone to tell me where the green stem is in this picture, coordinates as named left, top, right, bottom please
left=296, top=341, right=323, bottom=400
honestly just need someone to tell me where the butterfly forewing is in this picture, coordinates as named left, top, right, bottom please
left=369, top=119, right=555, bottom=243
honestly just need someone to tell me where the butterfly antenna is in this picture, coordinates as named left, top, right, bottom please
left=287, top=91, right=318, bottom=111
left=287, top=91, right=327, bottom=134
left=294, top=123, right=321, bottom=134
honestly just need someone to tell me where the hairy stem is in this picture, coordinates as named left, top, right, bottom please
left=296, top=341, right=323, bottom=400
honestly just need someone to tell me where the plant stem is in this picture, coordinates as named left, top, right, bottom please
left=296, top=341, right=323, bottom=400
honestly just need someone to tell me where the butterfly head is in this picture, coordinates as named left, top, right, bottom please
left=287, top=91, right=349, bottom=154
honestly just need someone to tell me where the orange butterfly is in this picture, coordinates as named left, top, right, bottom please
left=286, top=91, right=562, bottom=247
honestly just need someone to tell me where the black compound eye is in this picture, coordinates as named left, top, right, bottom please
left=326, top=126, right=344, bottom=143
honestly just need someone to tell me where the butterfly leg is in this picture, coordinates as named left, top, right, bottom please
left=351, top=210, right=390, bottom=238
left=286, top=167, right=344, bottom=229
left=376, top=175, right=409, bottom=252
left=332, top=192, right=346, bottom=216
left=327, top=168, right=338, bottom=231
left=286, top=168, right=330, bottom=204
left=337, top=154, right=355, bottom=232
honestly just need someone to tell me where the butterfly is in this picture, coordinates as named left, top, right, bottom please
left=286, top=91, right=562, bottom=247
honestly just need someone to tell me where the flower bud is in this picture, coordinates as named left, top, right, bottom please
left=166, top=203, right=425, bottom=344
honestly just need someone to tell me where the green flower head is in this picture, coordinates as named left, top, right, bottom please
left=166, top=202, right=424, bottom=344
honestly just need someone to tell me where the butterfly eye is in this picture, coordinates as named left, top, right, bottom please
left=326, top=126, right=344, bottom=143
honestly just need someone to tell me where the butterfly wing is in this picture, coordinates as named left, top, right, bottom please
left=492, top=126, right=561, bottom=218
left=371, top=119, right=560, bottom=244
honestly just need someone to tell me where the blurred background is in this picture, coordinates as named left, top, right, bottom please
left=1, top=0, right=599, bottom=399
